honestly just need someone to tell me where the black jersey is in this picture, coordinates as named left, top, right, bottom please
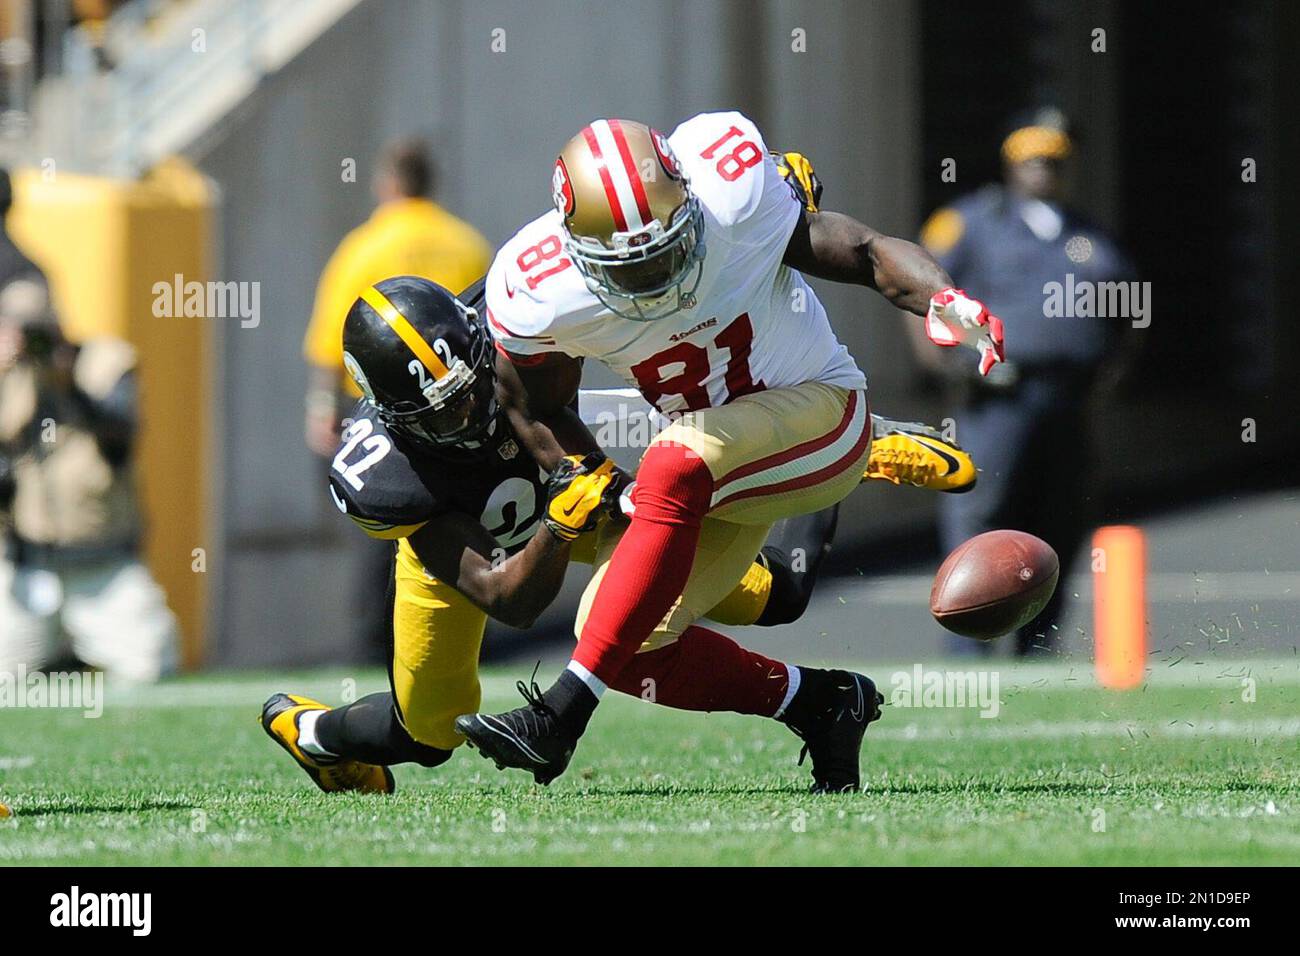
left=328, top=401, right=548, bottom=551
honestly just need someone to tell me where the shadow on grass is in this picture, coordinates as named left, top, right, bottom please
left=571, top=785, right=808, bottom=798
left=569, top=779, right=1128, bottom=799
left=12, top=798, right=195, bottom=818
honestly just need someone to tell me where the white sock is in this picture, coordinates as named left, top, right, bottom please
left=566, top=660, right=608, bottom=698
left=297, top=709, right=337, bottom=759
left=773, top=665, right=802, bottom=719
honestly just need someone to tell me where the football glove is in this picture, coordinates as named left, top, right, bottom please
left=543, top=453, right=625, bottom=541
left=924, top=287, right=1006, bottom=377
left=772, top=150, right=823, bottom=213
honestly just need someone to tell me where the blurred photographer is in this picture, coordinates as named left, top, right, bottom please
left=0, top=276, right=179, bottom=682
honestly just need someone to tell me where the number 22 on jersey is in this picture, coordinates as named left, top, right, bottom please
left=332, top=418, right=392, bottom=492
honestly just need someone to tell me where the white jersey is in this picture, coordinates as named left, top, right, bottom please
left=485, top=111, right=866, bottom=416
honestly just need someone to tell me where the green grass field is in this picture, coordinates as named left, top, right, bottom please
left=2, top=659, right=1298, bottom=865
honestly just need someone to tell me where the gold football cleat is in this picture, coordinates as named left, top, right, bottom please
left=261, top=693, right=395, bottom=794
left=865, top=414, right=977, bottom=493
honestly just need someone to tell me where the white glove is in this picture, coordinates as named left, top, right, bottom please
left=924, top=287, right=1006, bottom=377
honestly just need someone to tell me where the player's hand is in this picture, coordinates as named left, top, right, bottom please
left=543, top=453, right=623, bottom=541
left=304, top=404, right=341, bottom=458
left=924, top=287, right=1006, bottom=377
left=772, top=150, right=822, bottom=213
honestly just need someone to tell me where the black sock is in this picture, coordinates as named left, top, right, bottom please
left=542, top=669, right=599, bottom=739
left=777, top=667, right=839, bottom=730
left=755, top=504, right=840, bottom=626
left=316, top=693, right=453, bottom=768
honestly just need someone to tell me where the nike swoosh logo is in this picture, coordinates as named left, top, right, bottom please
left=849, top=678, right=865, bottom=721
left=480, top=715, right=546, bottom=765
left=503, top=274, right=515, bottom=299
left=907, top=435, right=960, bottom=476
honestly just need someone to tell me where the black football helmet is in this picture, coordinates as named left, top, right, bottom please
left=342, top=276, right=496, bottom=449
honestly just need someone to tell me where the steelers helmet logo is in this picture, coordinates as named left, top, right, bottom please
left=552, top=157, right=575, bottom=217
left=342, top=351, right=375, bottom=402
left=651, top=129, right=682, bottom=179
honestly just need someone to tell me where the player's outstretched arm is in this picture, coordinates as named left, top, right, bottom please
left=782, top=207, right=950, bottom=316
left=783, top=208, right=1006, bottom=375
left=407, top=511, right=573, bottom=630
left=495, top=351, right=604, bottom=473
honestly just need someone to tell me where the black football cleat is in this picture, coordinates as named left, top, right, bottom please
left=783, top=670, right=883, bottom=793
left=454, top=678, right=577, bottom=786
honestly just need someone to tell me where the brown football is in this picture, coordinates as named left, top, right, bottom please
left=930, top=530, right=1060, bottom=640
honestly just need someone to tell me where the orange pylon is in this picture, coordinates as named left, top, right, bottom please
left=1093, top=525, right=1147, bottom=689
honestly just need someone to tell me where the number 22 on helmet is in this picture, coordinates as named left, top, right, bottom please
left=341, top=276, right=497, bottom=450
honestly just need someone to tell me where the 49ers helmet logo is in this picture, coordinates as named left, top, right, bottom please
left=651, top=129, right=682, bottom=179
left=552, top=157, right=575, bottom=217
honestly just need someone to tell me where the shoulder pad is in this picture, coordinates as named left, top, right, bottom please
left=671, top=111, right=775, bottom=229
left=329, top=407, right=441, bottom=538
left=485, top=211, right=600, bottom=356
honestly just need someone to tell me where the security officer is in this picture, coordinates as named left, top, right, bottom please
left=302, top=137, right=491, bottom=661
left=912, top=107, right=1136, bottom=655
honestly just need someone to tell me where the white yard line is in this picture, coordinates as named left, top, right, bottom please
left=872, top=717, right=1300, bottom=741
left=81, top=658, right=1300, bottom=711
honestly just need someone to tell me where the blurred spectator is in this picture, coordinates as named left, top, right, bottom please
left=0, top=171, right=45, bottom=292
left=0, top=277, right=179, bottom=683
left=302, top=137, right=490, bottom=661
left=909, top=107, right=1136, bottom=656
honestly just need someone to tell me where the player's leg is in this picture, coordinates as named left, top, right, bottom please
left=461, top=506, right=882, bottom=790
left=312, top=692, right=452, bottom=768
left=703, top=504, right=840, bottom=627
left=579, top=386, right=975, bottom=494
left=605, top=626, right=881, bottom=793
left=381, top=538, right=488, bottom=753
left=262, top=539, right=483, bottom=791
left=575, top=383, right=870, bottom=686
left=606, top=512, right=879, bottom=791
left=458, top=513, right=767, bottom=782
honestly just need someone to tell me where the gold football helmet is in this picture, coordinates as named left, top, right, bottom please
left=553, top=119, right=705, bottom=320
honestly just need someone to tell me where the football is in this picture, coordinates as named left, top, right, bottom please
left=930, top=530, right=1060, bottom=639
